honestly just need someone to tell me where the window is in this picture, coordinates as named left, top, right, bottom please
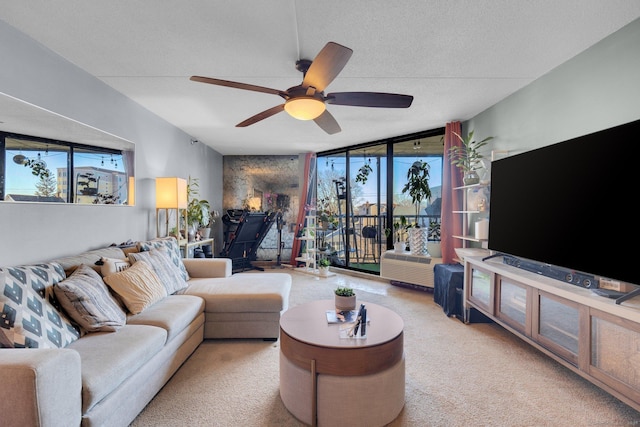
left=1, top=132, right=134, bottom=204
left=316, top=128, right=444, bottom=274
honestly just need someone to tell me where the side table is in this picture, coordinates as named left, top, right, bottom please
left=279, top=300, right=405, bottom=427
left=180, top=238, right=214, bottom=258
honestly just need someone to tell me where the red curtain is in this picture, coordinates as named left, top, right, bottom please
left=290, top=152, right=316, bottom=266
left=441, top=121, right=463, bottom=264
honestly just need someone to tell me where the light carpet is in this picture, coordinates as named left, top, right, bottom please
left=130, top=269, right=640, bottom=426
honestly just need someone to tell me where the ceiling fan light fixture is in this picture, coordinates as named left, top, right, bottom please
left=284, top=97, right=326, bottom=121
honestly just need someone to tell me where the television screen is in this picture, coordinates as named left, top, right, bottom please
left=488, top=118, right=640, bottom=286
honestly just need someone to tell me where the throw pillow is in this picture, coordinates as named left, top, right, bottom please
left=100, top=257, right=131, bottom=277
left=103, top=260, right=167, bottom=315
left=128, top=247, right=188, bottom=294
left=0, top=262, right=81, bottom=348
left=54, top=264, right=126, bottom=334
left=137, top=237, right=190, bottom=281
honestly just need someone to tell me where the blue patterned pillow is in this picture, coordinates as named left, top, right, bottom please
left=0, top=263, right=81, bottom=348
left=137, top=237, right=189, bottom=281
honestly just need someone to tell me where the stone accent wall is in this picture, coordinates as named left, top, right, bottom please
left=223, top=155, right=301, bottom=262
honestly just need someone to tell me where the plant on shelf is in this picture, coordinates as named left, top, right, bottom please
left=318, top=257, right=331, bottom=268
left=448, top=130, right=494, bottom=185
left=187, top=176, right=211, bottom=239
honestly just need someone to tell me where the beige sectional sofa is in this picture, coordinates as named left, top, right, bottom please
left=0, top=237, right=291, bottom=427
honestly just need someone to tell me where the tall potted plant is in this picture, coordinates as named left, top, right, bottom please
left=448, top=130, right=493, bottom=185
left=186, top=176, right=211, bottom=241
left=401, top=160, right=431, bottom=256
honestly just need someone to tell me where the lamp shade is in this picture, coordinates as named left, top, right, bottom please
left=127, top=176, right=135, bottom=205
left=284, top=97, right=326, bottom=120
left=155, top=177, right=187, bottom=209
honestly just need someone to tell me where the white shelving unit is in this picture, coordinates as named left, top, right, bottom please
left=452, top=183, right=489, bottom=263
left=295, top=214, right=317, bottom=272
left=295, top=213, right=336, bottom=277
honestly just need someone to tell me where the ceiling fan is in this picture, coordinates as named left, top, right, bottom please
left=190, top=42, right=414, bottom=135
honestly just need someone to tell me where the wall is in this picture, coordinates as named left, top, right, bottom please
left=222, top=155, right=301, bottom=262
left=0, top=20, right=224, bottom=265
left=465, top=18, right=640, bottom=161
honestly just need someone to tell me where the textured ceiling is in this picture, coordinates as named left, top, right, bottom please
left=2, top=1, right=640, bottom=155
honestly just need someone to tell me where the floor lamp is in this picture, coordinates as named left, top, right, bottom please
left=155, top=177, right=188, bottom=245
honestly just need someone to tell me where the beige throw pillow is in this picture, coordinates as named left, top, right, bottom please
left=103, top=260, right=167, bottom=314
left=128, top=247, right=188, bottom=294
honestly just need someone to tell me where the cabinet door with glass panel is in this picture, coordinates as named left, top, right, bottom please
left=496, top=275, right=532, bottom=336
left=589, top=308, right=640, bottom=404
left=467, top=265, right=494, bottom=315
left=532, top=291, right=582, bottom=366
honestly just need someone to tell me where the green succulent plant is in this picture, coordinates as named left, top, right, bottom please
left=334, top=287, right=355, bottom=297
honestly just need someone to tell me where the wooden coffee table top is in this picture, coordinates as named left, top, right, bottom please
left=280, top=299, right=403, bottom=348
left=280, top=299, right=404, bottom=376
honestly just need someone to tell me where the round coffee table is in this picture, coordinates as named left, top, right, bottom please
left=279, top=299, right=404, bottom=426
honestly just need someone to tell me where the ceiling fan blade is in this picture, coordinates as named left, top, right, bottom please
left=326, top=92, right=414, bottom=108
left=236, top=104, right=285, bottom=127
left=302, top=42, right=353, bottom=92
left=314, top=110, right=341, bottom=135
left=190, top=76, right=285, bottom=97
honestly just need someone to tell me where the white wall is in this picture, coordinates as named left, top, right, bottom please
left=0, top=21, right=223, bottom=265
left=465, top=18, right=640, bottom=160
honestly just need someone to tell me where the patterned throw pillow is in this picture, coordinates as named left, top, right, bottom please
left=54, top=264, right=126, bottom=334
left=137, top=237, right=190, bottom=281
left=103, top=260, right=168, bottom=315
left=128, top=247, right=188, bottom=294
left=0, top=263, right=81, bottom=348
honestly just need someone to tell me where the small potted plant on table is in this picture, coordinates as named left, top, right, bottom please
left=335, top=286, right=356, bottom=311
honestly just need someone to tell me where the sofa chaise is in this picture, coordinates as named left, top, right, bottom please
left=0, top=237, right=291, bottom=427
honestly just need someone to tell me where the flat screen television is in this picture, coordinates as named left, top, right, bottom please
left=488, top=118, right=640, bottom=286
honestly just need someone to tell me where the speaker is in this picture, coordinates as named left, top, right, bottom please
left=503, top=256, right=598, bottom=289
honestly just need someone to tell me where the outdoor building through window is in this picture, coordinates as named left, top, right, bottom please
left=1, top=132, right=134, bottom=204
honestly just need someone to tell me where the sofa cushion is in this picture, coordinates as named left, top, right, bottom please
left=127, top=294, right=204, bottom=342
left=103, top=261, right=167, bottom=315
left=137, top=237, right=190, bottom=281
left=128, top=247, right=188, bottom=294
left=54, top=264, right=126, bottom=334
left=0, top=262, right=80, bottom=348
left=66, top=324, right=167, bottom=414
left=182, top=272, right=291, bottom=313
left=99, top=257, right=131, bottom=277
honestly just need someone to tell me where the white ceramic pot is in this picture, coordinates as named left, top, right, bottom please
left=427, top=241, right=442, bottom=258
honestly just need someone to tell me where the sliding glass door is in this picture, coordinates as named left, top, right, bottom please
left=316, top=129, right=444, bottom=275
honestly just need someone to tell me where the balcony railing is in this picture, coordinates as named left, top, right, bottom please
left=316, top=214, right=440, bottom=269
